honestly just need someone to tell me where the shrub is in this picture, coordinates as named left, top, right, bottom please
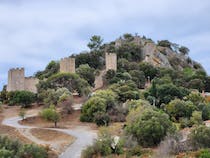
left=18, top=144, right=47, bottom=158
left=197, top=149, right=210, bottom=158
left=126, top=108, right=174, bottom=147
left=189, top=125, right=210, bottom=149
left=40, top=105, right=60, bottom=127
left=94, top=112, right=110, bottom=126
left=8, top=91, right=36, bottom=108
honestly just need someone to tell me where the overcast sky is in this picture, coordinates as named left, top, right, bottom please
left=0, top=0, right=210, bottom=89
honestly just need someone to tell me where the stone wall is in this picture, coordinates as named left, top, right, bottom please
left=60, top=57, right=75, bottom=73
left=24, top=77, right=39, bottom=93
left=105, top=53, right=117, bottom=71
left=7, top=68, right=39, bottom=93
left=7, top=68, right=25, bottom=92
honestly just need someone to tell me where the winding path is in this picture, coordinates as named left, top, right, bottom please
left=2, top=116, right=97, bottom=158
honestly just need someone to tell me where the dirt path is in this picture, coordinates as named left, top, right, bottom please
left=2, top=116, right=97, bottom=158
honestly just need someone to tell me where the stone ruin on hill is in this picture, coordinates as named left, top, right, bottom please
left=7, top=68, right=39, bottom=93
left=6, top=53, right=117, bottom=93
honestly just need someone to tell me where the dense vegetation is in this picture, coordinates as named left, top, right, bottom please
left=1, top=33, right=210, bottom=158
left=0, top=135, right=47, bottom=158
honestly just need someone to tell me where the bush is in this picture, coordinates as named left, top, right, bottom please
left=40, top=105, right=60, bottom=127
left=0, top=135, right=47, bottom=158
left=126, top=108, right=174, bottom=147
left=189, top=125, right=210, bottom=149
left=18, top=144, right=47, bottom=158
left=7, top=91, right=36, bottom=108
left=197, top=149, right=210, bottom=158
left=94, top=112, right=110, bottom=126
left=82, top=128, right=124, bottom=157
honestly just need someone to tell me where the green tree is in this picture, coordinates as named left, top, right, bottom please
left=190, top=111, right=203, bottom=126
left=76, top=64, right=95, bottom=86
left=179, top=46, right=189, bottom=55
left=37, top=73, right=91, bottom=96
left=129, top=70, right=146, bottom=89
left=165, top=99, right=196, bottom=121
left=202, top=104, right=210, bottom=120
left=35, top=60, right=59, bottom=80
left=10, top=91, right=36, bottom=108
left=19, top=108, right=26, bottom=120
left=40, top=105, right=60, bottom=127
left=126, top=108, right=174, bottom=147
left=87, top=35, right=103, bottom=51
left=189, top=125, right=210, bottom=149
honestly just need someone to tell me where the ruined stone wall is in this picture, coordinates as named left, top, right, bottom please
left=60, top=57, right=75, bottom=73
left=7, top=68, right=39, bottom=93
left=105, top=53, right=117, bottom=71
left=24, top=77, right=39, bottom=93
left=7, top=68, right=25, bottom=92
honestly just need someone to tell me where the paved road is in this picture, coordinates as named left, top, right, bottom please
left=2, top=116, right=97, bottom=158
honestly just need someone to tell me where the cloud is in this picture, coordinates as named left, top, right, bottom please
left=0, top=0, right=210, bottom=89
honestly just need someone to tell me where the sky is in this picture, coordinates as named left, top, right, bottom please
left=0, top=0, right=210, bottom=89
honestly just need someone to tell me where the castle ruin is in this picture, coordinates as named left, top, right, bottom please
left=7, top=68, right=39, bottom=93
left=60, top=57, right=75, bottom=73
left=105, top=53, right=117, bottom=71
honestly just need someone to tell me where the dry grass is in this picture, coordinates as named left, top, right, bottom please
left=21, top=110, right=97, bottom=129
left=30, top=128, right=75, bottom=143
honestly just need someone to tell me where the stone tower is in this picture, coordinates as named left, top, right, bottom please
left=60, top=57, right=75, bottom=73
left=7, top=68, right=25, bottom=92
left=105, top=53, right=117, bottom=71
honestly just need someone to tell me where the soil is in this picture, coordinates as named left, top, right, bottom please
left=20, top=110, right=97, bottom=129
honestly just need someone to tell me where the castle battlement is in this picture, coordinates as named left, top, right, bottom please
left=105, top=53, right=117, bottom=71
left=60, top=57, right=75, bottom=73
left=7, top=67, right=38, bottom=93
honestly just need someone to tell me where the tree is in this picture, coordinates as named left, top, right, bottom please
left=189, top=125, right=210, bottom=149
left=126, top=108, right=174, bottom=147
left=19, top=108, right=26, bottom=120
left=157, top=40, right=171, bottom=48
left=35, top=60, right=59, bottom=80
left=165, top=99, right=196, bottom=121
left=10, top=91, right=36, bottom=108
left=76, top=64, right=95, bottom=86
left=202, top=104, right=210, bottom=120
left=190, top=111, right=203, bottom=126
left=129, top=70, right=146, bottom=89
left=179, top=46, right=189, bottom=55
left=37, top=73, right=91, bottom=96
left=40, top=105, right=60, bottom=127
left=87, top=35, right=103, bottom=51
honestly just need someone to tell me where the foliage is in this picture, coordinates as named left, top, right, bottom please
left=42, top=88, right=71, bottom=106
left=202, top=104, right=210, bottom=120
left=197, top=149, right=210, bottom=158
left=17, top=144, right=47, bottom=158
left=185, top=92, right=205, bottom=106
left=129, top=70, right=146, bottom=89
left=7, top=91, right=36, bottom=108
left=189, top=125, right=210, bottom=149
left=81, top=128, right=123, bottom=157
left=157, top=40, right=171, bottom=48
left=40, top=105, right=60, bottom=127
left=35, top=60, right=59, bottom=80
left=139, top=62, right=159, bottom=80
left=94, top=112, right=110, bottom=126
left=165, top=99, right=196, bottom=121
left=0, top=135, right=47, bottom=158
left=110, top=80, right=140, bottom=102
left=76, top=64, right=95, bottom=86
left=190, top=111, right=203, bottom=126
left=0, top=85, right=7, bottom=103
left=87, top=35, right=103, bottom=51
left=179, top=46, right=189, bottom=55
left=37, top=72, right=91, bottom=96
left=73, top=51, right=104, bottom=69
left=126, top=108, right=174, bottom=147
left=80, top=96, right=107, bottom=122
left=19, top=108, right=26, bottom=120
